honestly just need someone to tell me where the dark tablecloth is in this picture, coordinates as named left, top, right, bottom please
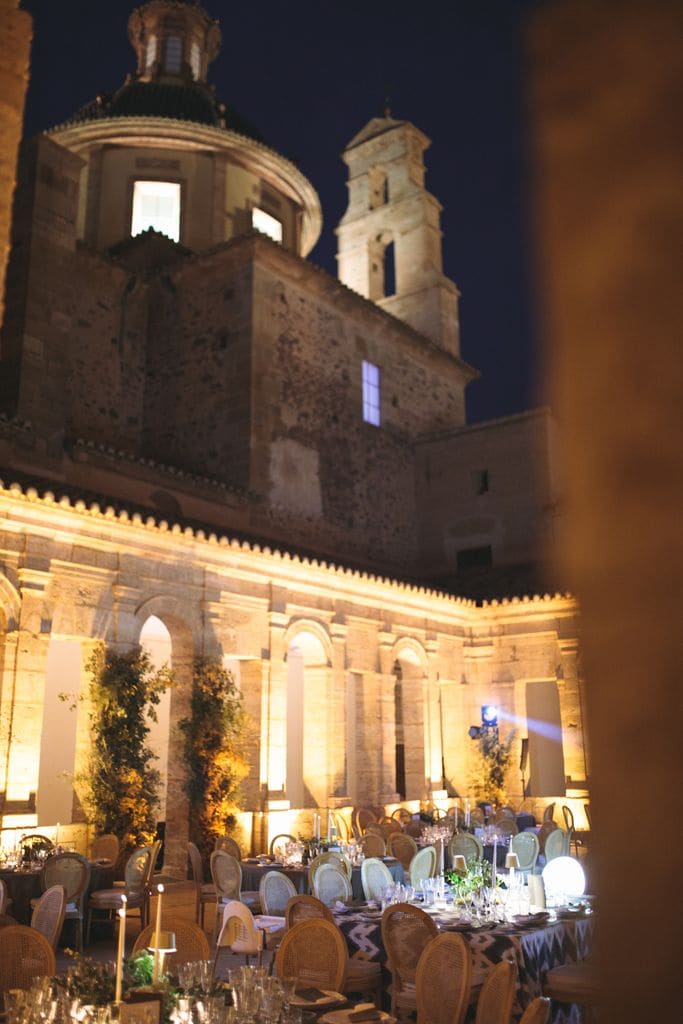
left=0, top=862, right=114, bottom=924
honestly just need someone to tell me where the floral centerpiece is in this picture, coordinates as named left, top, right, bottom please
left=54, top=951, right=178, bottom=1023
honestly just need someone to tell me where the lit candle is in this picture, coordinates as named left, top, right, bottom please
left=327, top=811, right=332, bottom=840
left=152, top=883, right=164, bottom=983
left=115, top=895, right=127, bottom=1003
left=465, top=799, right=470, bottom=828
left=55, top=822, right=60, bottom=847
left=492, top=837, right=497, bottom=895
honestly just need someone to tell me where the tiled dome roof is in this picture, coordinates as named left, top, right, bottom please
left=71, top=79, right=264, bottom=141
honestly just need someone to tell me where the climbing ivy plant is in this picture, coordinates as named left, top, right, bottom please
left=178, top=657, right=250, bottom=868
left=81, top=645, right=172, bottom=864
left=470, top=727, right=515, bottom=807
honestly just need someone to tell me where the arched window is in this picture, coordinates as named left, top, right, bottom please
left=368, top=167, right=389, bottom=209
left=164, top=35, right=182, bottom=73
left=140, top=615, right=173, bottom=821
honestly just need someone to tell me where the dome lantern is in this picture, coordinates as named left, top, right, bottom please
left=128, top=0, right=221, bottom=86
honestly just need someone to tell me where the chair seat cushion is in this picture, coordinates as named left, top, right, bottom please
left=89, top=888, right=141, bottom=907
left=544, top=963, right=600, bottom=1002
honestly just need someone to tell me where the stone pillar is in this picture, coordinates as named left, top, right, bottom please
left=0, top=568, right=51, bottom=819
left=163, top=639, right=193, bottom=878
left=0, top=0, right=32, bottom=327
left=377, top=633, right=398, bottom=805
left=529, top=3, right=682, bottom=1017
left=263, top=611, right=288, bottom=798
left=71, top=638, right=101, bottom=824
left=329, top=620, right=348, bottom=800
left=425, top=639, right=444, bottom=794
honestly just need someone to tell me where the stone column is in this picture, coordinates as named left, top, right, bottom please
left=263, top=611, right=288, bottom=799
left=329, top=620, right=348, bottom=800
left=377, top=632, right=398, bottom=805
left=71, top=638, right=101, bottom=824
left=1, top=568, right=51, bottom=819
left=425, top=638, right=444, bottom=795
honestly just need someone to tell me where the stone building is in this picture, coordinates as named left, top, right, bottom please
left=0, top=0, right=584, bottom=868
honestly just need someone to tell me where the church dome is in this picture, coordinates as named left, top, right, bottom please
left=44, top=0, right=321, bottom=257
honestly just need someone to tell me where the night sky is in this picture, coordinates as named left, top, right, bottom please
left=19, top=0, right=545, bottom=424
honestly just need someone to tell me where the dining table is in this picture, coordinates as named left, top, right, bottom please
left=332, top=902, right=593, bottom=1023
left=0, top=860, right=115, bottom=924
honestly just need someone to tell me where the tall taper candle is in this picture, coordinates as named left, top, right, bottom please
left=115, top=894, right=127, bottom=1003
left=152, top=883, right=164, bottom=983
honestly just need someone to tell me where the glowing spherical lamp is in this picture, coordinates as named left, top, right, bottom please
left=481, top=704, right=498, bottom=727
left=542, top=856, right=586, bottom=906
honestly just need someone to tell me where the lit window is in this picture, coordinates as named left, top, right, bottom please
left=252, top=207, right=283, bottom=243
left=164, top=36, right=182, bottom=73
left=145, top=35, right=157, bottom=72
left=190, top=41, right=201, bottom=79
left=362, top=360, right=381, bottom=426
left=131, top=181, right=181, bottom=242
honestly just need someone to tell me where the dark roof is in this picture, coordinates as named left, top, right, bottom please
left=71, top=79, right=264, bottom=142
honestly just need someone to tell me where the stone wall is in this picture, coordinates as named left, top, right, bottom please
left=414, top=408, right=561, bottom=584
left=0, top=0, right=32, bottom=331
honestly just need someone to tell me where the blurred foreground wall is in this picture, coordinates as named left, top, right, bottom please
left=529, top=1, right=682, bottom=1018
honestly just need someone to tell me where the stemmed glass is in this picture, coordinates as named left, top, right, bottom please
left=178, top=962, right=196, bottom=997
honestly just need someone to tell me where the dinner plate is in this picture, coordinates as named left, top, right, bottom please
left=513, top=913, right=550, bottom=929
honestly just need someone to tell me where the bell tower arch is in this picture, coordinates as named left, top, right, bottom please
left=336, top=113, right=461, bottom=357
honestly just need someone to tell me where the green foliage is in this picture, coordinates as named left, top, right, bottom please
left=179, top=657, right=250, bottom=867
left=80, top=645, right=172, bottom=863
left=56, top=951, right=177, bottom=1022
left=470, top=727, right=515, bottom=807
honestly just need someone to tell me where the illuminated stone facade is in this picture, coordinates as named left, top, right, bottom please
left=0, top=1, right=585, bottom=862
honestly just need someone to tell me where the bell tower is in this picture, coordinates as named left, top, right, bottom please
left=336, top=114, right=461, bottom=357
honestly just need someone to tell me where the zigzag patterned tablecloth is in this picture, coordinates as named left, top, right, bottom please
left=333, top=908, right=593, bottom=1023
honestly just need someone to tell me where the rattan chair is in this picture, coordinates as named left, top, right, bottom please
left=536, top=821, right=557, bottom=857
left=280, top=891, right=381, bottom=1002
left=495, top=818, right=518, bottom=838
left=381, top=902, right=438, bottom=1018
left=259, top=870, right=298, bottom=916
left=313, top=863, right=352, bottom=907
left=360, top=857, right=393, bottom=901
left=210, top=849, right=242, bottom=939
left=0, top=879, right=8, bottom=915
left=474, top=959, right=516, bottom=1024
left=0, top=912, right=19, bottom=928
left=269, top=833, right=298, bottom=858
left=387, top=832, right=418, bottom=870
left=132, top=917, right=210, bottom=972
left=561, top=805, right=582, bottom=857
left=214, top=835, right=242, bottom=859
left=494, top=807, right=516, bottom=822
left=352, top=807, right=377, bottom=838
left=30, top=884, right=66, bottom=950
left=90, top=833, right=120, bottom=866
left=187, top=841, right=216, bottom=928
left=359, top=832, right=386, bottom=858
left=364, top=822, right=386, bottom=838
left=409, top=846, right=437, bottom=889
left=416, top=932, right=471, bottom=1024
left=86, top=844, right=152, bottom=945
left=509, top=832, right=539, bottom=876
left=214, top=900, right=268, bottom=975
left=544, top=828, right=569, bottom=862
left=32, top=852, right=90, bottom=951
left=391, top=807, right=413, bottom=825
left=519, top=996, right=551, bottom=1024
left=308, top=851, right=350, bottom=892
left=543, top=803, right=556, bottom=823
left=0, top=925, right=56, bottom=991
left=274, top=918, right=346, bottom=992
left=449, top=833, right=484, bottom=865
left=285, top=894, right=333, bottom=929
